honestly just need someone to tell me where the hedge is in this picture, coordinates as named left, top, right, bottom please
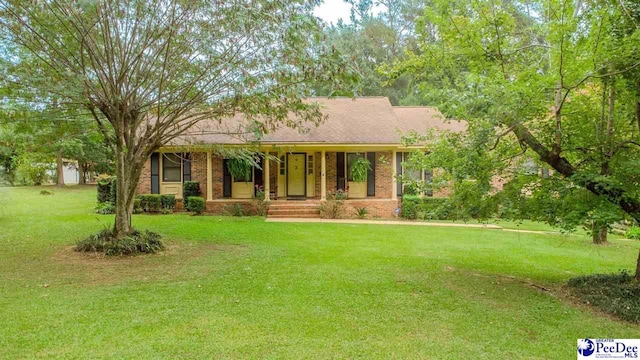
left=187, top=196, right=206, bottom=215
left=400, top=195, right=449, bottom=220
left=183, top=181, right=201, bottom=210
left=136, top=194, right=176, bottom=213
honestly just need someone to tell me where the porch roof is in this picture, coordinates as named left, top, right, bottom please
left=170, top=97, right=465, bottom=146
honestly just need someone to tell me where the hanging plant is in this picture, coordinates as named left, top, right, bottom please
left=227, top=158, right=252, bottom=181
left=350, top=157, right=371, bottom=183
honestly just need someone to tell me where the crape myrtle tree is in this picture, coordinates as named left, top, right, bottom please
left=386, top=0, right=640, bottom=278
left=0, top=0, right=352, bottom=239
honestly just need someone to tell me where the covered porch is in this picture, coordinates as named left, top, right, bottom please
left=202, top=145, right=402, bottom=202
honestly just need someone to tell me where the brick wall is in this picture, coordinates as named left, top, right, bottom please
left=269, top=153, right=278, bottom=197
left=206, top=200, right=254, bottom=214
left=374, top=151, right=392, bottom=199
left=190, top=152, right=208, bottom=200
left=212, top=155, right=224, bottom=199
left=343, top=199, right=399, bottom=219
left=326, top=152, right=337, bottom=193
left=136, top=158, right=151, bottom=194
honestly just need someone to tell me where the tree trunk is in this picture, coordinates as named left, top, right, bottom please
left=112, top=142, right=146, bottom=240
left=591, top=223, right=608, bottom=244
left=56, top=151, right=65, bottom=187
left=78, top=162, right=86, bottom=185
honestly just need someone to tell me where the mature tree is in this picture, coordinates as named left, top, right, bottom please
left=318, top=0, right=423, bottom=103
left=387, top=0, right=640, bottom=277
left=1, top=0, right=351, bottom=239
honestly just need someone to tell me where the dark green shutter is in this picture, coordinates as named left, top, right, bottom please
left=396, top=152, right=403, bottom=196
left=222, top=159, right=232, bottom=198
left=150, top=153, right=159, bottom=194
left=366, top=152, right=375, bottom=196
left=336, top=152, right=345, bottom=191
left=182, top=153, right=191, bottom=182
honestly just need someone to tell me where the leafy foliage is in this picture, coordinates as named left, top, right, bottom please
left=187, top=196, right=206, bottom=215
left=94, top=201, right=115, bottom=215
left=75, top=228, right=164, bottom=256
left=354, top=206, right=368, bottom=219
left=626, top=227, right=640, bottom=240
left=318, top=190, right=347, bottom=219
left=182, top=181, right=201, bottom=211
left=349, top=156, right=371, bottom=183
left=227, top=158, right=253, bottom=182
left=137, top=195, right=163, bottom=213
left=251, top=185, right=269, bottom=216
left=96, top=175, right=114, bottom=203
left=568, top=271, right=640, bottom=323
left=223, top=203, right=244, bottom=217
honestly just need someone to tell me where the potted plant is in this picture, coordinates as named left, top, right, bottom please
left=348, top=156, right=370, bottom=198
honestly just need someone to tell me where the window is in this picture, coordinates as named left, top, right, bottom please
left=402, top=152, right=421, bottom=182
left=346, top=153, right=365, bottom=181
left=162, top=153, right=181, bottom=182
left=308, top=155, right=314, bottom=175
left=279, top=156, right=285, bottom=175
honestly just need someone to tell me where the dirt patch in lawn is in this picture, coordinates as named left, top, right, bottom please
left=51, top=242, right=248, bottom=286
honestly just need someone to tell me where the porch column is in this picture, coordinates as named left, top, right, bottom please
left=264, top=152, right=270, bottom=201
left=206, top=150, right=213, bottom=201
left=391, top=150, right=397, bottom=200
left=321, top=150, right=327, bottom=200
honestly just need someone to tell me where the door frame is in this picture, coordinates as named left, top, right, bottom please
left=286, top=152, right=307, bottom=198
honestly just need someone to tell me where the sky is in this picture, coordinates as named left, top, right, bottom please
left=313, top=0, right=353, bottom=25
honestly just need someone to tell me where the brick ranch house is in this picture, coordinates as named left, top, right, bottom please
left=135, top=97, right=465, bottom=218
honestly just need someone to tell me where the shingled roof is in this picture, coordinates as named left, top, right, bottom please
left=171, top=97, right=465, bottom=146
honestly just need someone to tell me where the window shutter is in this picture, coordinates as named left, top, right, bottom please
left=150, top=153, right=160, bottom=194
left=396, top=152, right=403, bottom=196
left=182, top=153, right=191, bottom=182
left=424, top=169, right=433, bottom=197
left=367, top=152, right=375, bottom=196
left=222, top=159, right=232, bottom=198
left=336, top=152, right=345, bottom=191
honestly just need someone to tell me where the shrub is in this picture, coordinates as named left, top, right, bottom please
left=567, top=271, right=640, bottom=323
left=133, top=198, right=143, bottom=214
left=96, top=175, right=114, bottom=203
left=223, top=203, right=244, bottom=217
left=40, top=190, right=54, bottom=195
left=16, top=154, right=51, bottom=186
left=94, top=202, right=115, bottom=215
left=160, top=194, right=176, bottom=211
left=75, top=228, right=164, bottom=256
left=251, top=185, right=269, bottom=216
left=109, top=178, right=117, bottom=205
left=400, top=195, right=421, bottom=219
left=187, top=196, right=206, bottom=215
left=182, top=181, right=201, bottom=210
left=354, top=207, right=368, bottom=219
left=319, top=190, right=347, bottom=219
left=401, top=196, right=452, bottom=221
left=137, top=194, right=163, bottom=212
left=417, top=197, right=450, bottom=220
left=626, top=227, right=640, bottom=240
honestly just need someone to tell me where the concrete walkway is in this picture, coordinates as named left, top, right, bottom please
left=265, top=217, right=502, bottom=229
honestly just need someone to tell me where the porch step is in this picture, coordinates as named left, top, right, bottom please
left=267, top=202, right=321, bottom=218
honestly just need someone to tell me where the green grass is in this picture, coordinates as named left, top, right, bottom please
left=1, top=186, right=639, bottom=359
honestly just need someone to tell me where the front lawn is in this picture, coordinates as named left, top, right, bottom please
left=1, top=186, right=638, bottom=359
